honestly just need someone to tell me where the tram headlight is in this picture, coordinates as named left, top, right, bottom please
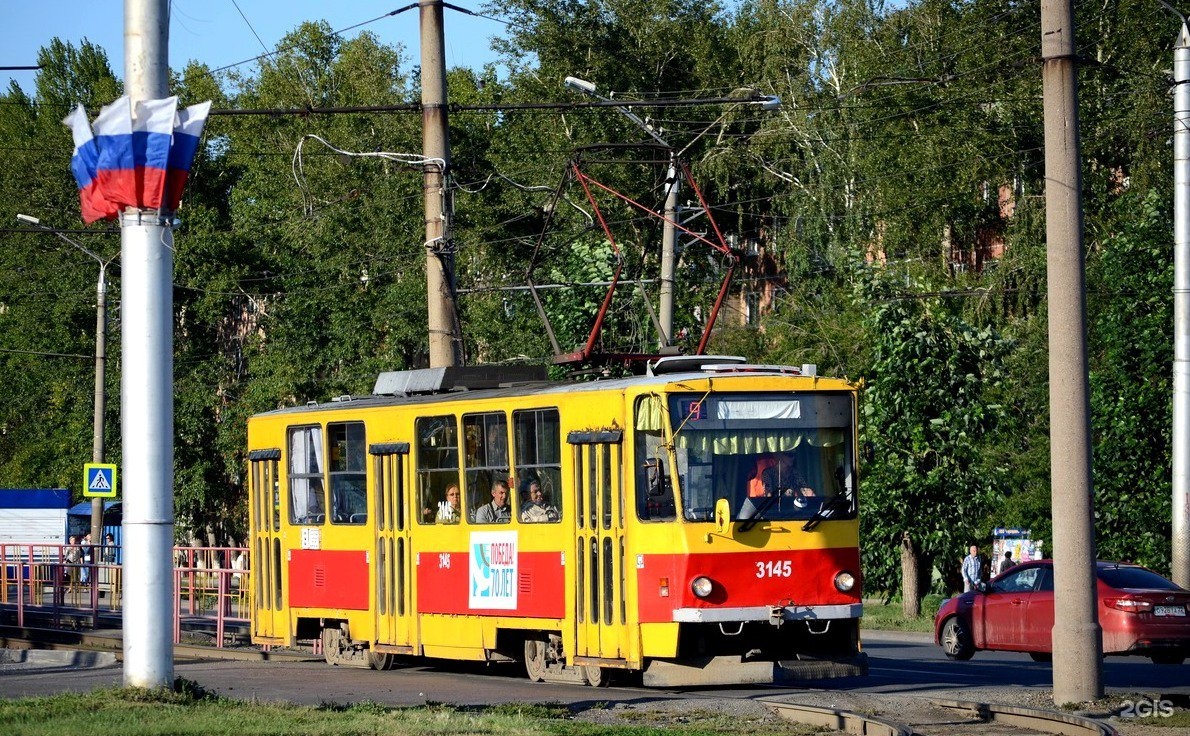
left=834, top=571, right=856, bottom=592
left=691, top=576, right=714, bottom=599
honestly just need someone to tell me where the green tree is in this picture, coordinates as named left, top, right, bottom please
left=1086, top=190, right=1173, bottom=569
left=858, top=269, right=1010, bottom=614
left=0, top=39, right=122, bottom=493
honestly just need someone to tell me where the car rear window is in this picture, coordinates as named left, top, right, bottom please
left=1098, top=566, right=1182, bottom=591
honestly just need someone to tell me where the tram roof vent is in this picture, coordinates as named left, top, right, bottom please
left=373, top=365, right=549, bottom=396
left=647, top=355, right=747, bottom=376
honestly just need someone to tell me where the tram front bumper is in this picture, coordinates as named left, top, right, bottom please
left=641, top=652, right=869, bottom=687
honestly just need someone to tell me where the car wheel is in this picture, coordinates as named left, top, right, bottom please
left=1028, top=652, right=1052, bottom=663
left=941, top=617, right=975, bottom=660
left=1150, top=652, right=1185, bottom=665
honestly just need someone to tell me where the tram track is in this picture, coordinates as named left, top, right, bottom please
left=0, top=624, right=315, bottom=663
left=761, top=695, right=1120, bottom=736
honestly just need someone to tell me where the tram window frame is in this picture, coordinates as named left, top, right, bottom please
left=288, top=425, right=326, bottom=525
left=587, top=445, right=598, bottom=529
left=328, top=422, right=367, bottom=525
left=513, top=408, right=562, bottom=524
left=633, top=395, right=676, bottom=521
left=416, top=415, right=461, bottom=526
left=464, top=411, right=511, bottom=524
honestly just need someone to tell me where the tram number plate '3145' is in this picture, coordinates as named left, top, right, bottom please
left=756, top=560, right=793, bottom=578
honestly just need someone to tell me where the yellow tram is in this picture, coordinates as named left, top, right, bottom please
left=247, top=356, right=867, bottom=686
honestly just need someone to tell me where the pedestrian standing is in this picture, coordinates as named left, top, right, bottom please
left=962, top=544, right=983, bottom=592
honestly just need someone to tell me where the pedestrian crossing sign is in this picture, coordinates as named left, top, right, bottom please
left=83, top=463, right=117, bottom=498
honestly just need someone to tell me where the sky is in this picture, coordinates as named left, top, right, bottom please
left=1, top=0, right=510, bottom=94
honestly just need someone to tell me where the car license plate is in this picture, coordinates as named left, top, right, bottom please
left=1153, top=605, right=1186, bottom=617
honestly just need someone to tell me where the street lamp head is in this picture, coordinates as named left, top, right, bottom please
left=16, top=213, right=40, bottom=225
left=564, top=76, right=598, bottom=95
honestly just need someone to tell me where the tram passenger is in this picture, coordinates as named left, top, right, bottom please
left=434, top=484, right=461, bottom=524
left=475, top=480, right=511, bottom=524
left=520, top=481, right=559, bottom=523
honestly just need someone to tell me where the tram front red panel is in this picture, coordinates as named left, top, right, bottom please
left=636, top=546, right=862, bottom=623
left=417, top=550, right=564, bottom=618
left=288, top=549, right=370, bottom=610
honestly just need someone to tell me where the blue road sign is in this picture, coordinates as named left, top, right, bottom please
left=83, top=463, right=117, bottom=498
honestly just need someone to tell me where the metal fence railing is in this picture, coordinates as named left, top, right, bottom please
left=1, top=544, right=248, bottom=648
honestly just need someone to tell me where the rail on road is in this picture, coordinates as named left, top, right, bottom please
left=763, top=697, right=1121, bottom=736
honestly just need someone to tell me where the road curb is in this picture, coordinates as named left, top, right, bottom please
left=1, top=625, right=318, bottom=664
left=0, top=648, right=117, bottom=668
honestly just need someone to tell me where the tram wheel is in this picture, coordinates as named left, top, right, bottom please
left=321, top=627, right=341, bottom=666
left=368, top=651, right=395, bottom=670
left=524, top=639, right=547, bottom=682
left=583, top=664, right=610, bottom=687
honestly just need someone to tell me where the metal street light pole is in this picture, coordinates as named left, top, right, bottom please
left=563, top=77, right=779, bottom=349
left=1169, top=15, right=1190, bottom=591
left=16, top=214, right=113, bottom=551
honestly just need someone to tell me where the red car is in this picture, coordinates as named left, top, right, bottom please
left=934, top=560, right=1189, bottom=664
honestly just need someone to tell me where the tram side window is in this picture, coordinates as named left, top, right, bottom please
left=417, top=415, right=460, bottom=525
left=513, top=408, right=562, bottom=523
left=464, top=412, right=511, bottom=523
left=329, top=422, right=367, bottom=524
left=634, top=396, right=676, bottom=521
left=288, top=425, right=326, bottom=525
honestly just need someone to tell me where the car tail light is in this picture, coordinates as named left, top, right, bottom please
left=1107, top=597, right=1153, bottom=613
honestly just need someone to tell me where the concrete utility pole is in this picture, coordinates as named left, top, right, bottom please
left=420, top=0, right=459, bottom=368
left=658, top=159, right=680, bottom=348
left=1173, top=22, right=1190, bottom=590
left=1040, top=0, right=1103, bottom=704
left=122, top=0, right=175, bottom=689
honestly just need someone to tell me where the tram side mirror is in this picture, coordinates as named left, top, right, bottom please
left=714, top=498, right=730, bottom=534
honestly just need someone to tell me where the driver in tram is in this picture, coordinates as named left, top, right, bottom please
left=739, top=453, right=816, bottom=519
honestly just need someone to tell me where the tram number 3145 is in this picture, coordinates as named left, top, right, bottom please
left=756, top=560, right=793, bottom=578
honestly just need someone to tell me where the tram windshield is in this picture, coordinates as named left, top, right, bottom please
left=637, top=392, right=857, bottom=524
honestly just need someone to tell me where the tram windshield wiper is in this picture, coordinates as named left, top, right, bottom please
left=738, top=494, right=777, bottom=532
left=801, top=493, right=852, bottom=532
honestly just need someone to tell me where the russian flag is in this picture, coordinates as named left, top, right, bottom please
left=62, top=104, right=119, bottom=224
left=63, top=95, right=211, bottom=219
left=164, top=100, right=211, bottom=211
left=132, top=96, right=178, bottom=210
left=92, top=96, right=178, bottom=210
left=92, top=96, right=136, bottom=209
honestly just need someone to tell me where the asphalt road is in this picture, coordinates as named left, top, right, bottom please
left=1, top=630, right=1186, bottom=705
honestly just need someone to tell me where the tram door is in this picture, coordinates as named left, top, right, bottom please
left=371, top=443, right=415, bottom=650
left=248, top=449, right=287, bottom=642
left=570, top=431, right=626, bottom=663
